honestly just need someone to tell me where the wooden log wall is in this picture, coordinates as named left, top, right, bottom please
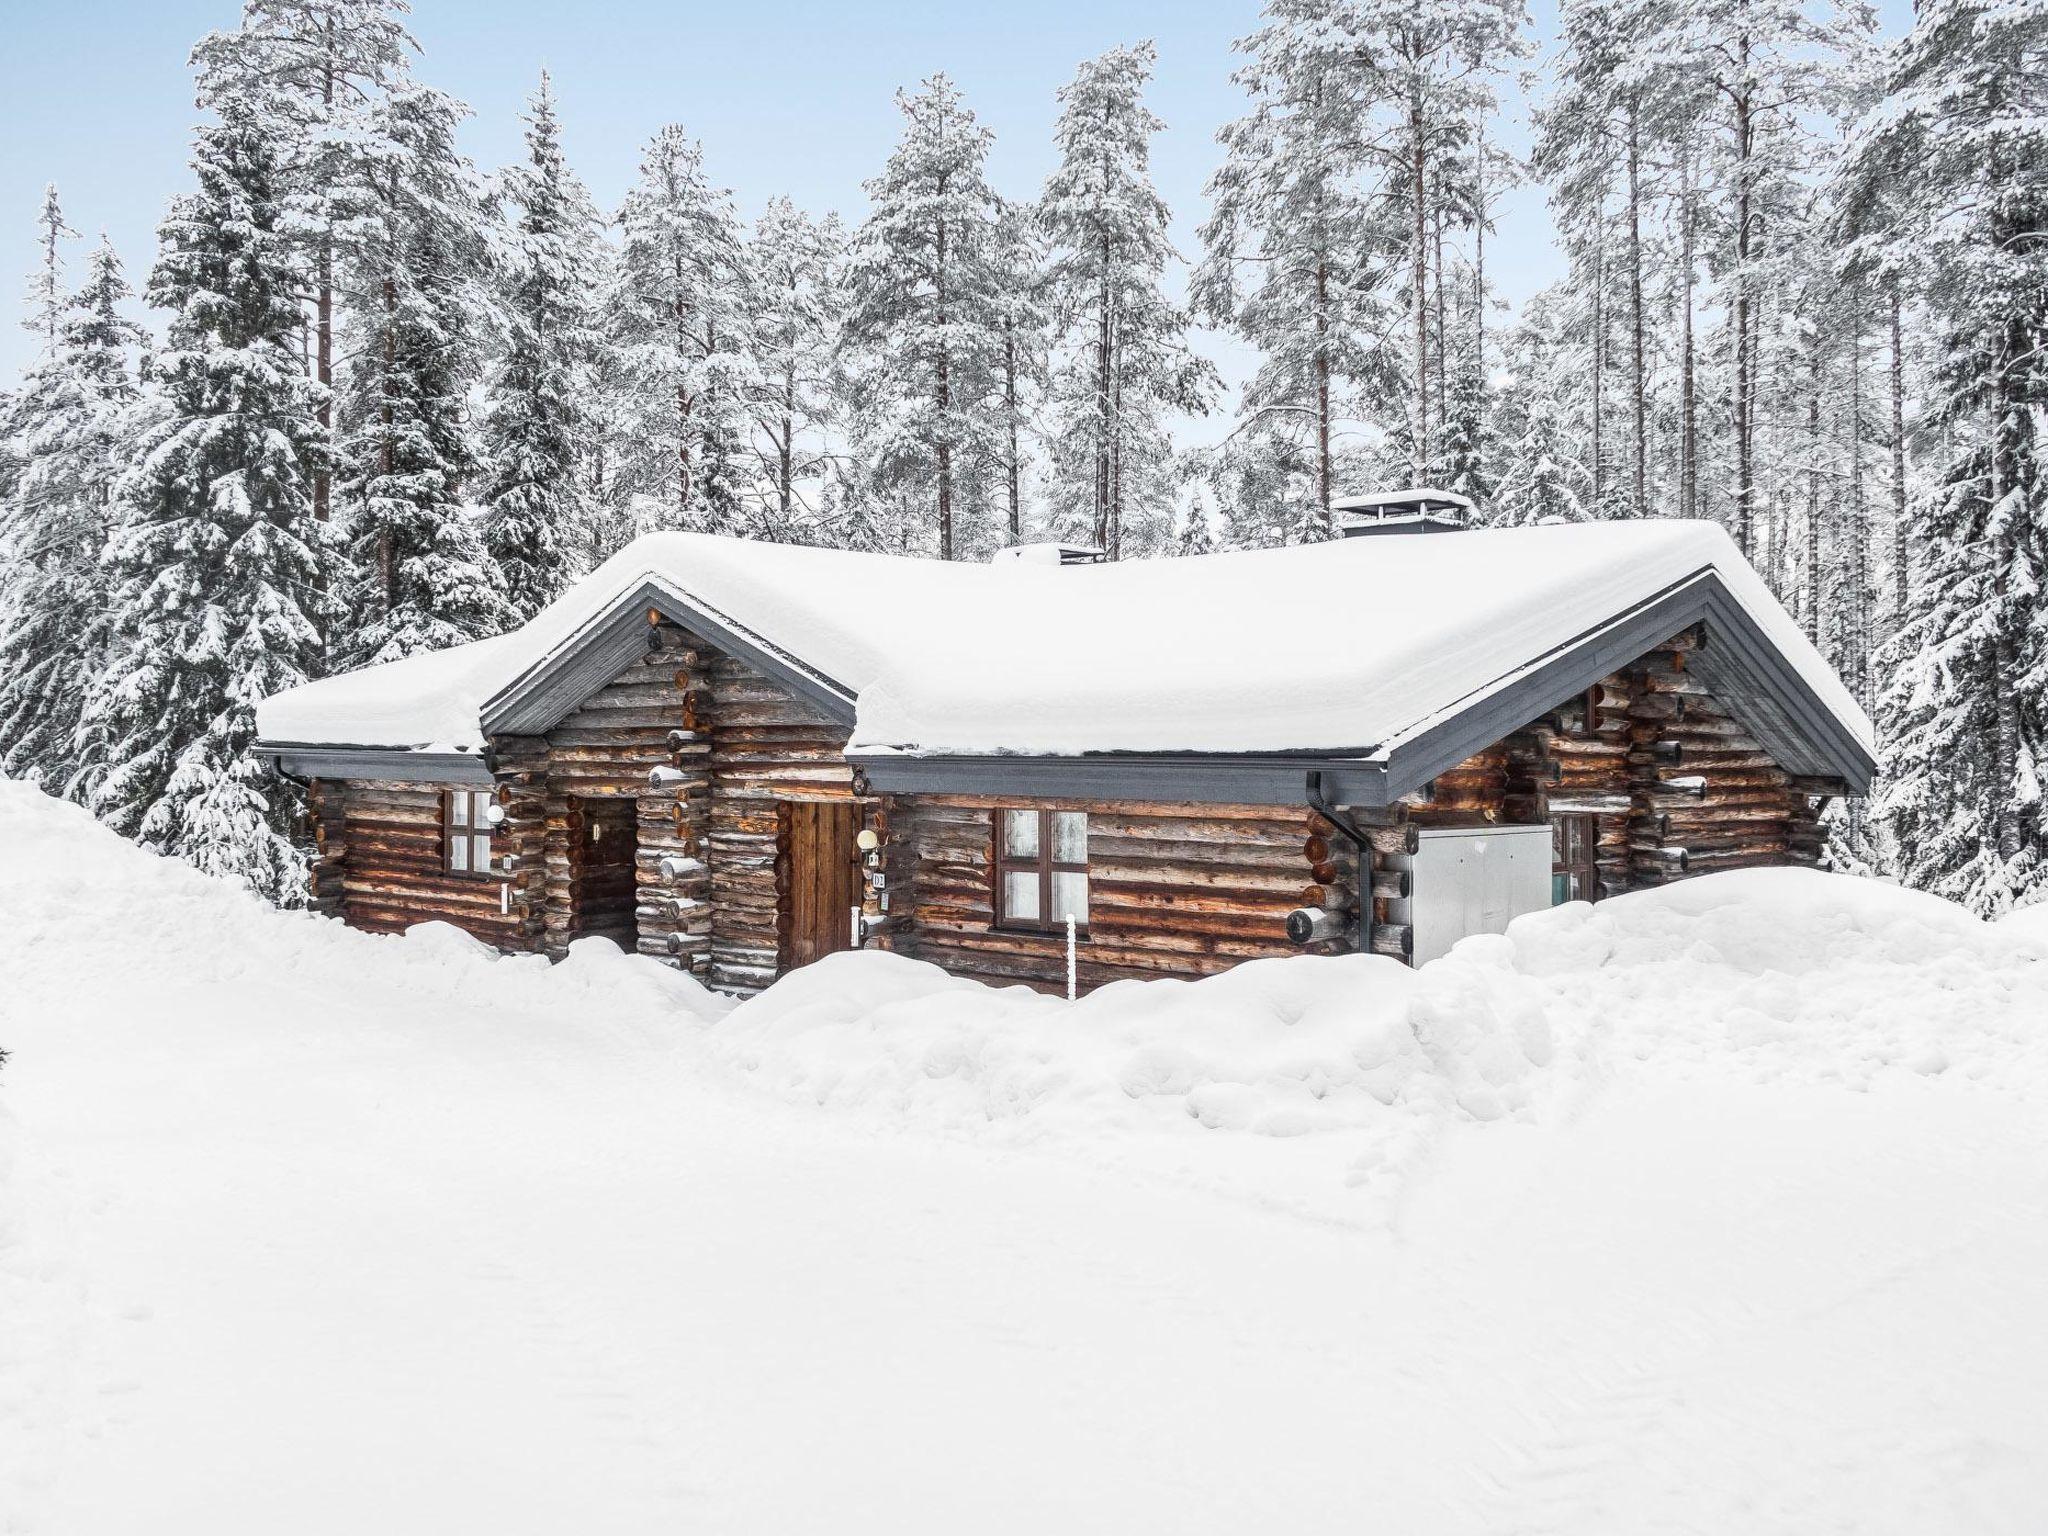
left=700, top=649, right=857, bottom=994
left=311, top=779, right=535, bottom=945
left=1623, top=630, right=1832, bottom=885
left=299, top=621, right=1842, bottom=987
left=882, top=796, right=1355, bottom=992
left=1357, top=627, right=1843, bottom=960
left=490, top=634, right=714, bottom=968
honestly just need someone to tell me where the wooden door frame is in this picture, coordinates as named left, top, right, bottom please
left=777, top=796, right=863, bottom=971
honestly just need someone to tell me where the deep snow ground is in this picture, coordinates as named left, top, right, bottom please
left=3, top=781, right=2047, bottom=1534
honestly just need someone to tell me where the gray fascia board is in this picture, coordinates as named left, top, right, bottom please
left=480, top=577, right=858, bottom=738
left=1379, top=574, right=1720, bottom=798
left=258, top=744, right=496, bottom=785
left=1694, top=585, right=1876, bottom=791
left=1377, top=569, right=1875, bottom=800
left=852, top=752, right=1390, bottom=807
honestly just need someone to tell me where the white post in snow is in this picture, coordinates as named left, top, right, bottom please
left=1066, top=913, right=1077, bottom=1003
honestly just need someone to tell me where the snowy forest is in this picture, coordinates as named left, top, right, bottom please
left=0, top=0, right=2042, bottom=914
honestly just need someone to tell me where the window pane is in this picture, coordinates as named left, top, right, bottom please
left=1050, top=870, right=1089, bottom=926
left=472, top=833, right=492, bottom=870
left=1002, top=809, right=1038, bottom=858
left=451, top=792, right=469, bottom=828
left=449, top=837, right=469, bottom=873
left=1002, top=870, right=1040, bottom=922
left=472, top=792, right=495, bottom=825
left=1050, top=811, right=1087, bottom=863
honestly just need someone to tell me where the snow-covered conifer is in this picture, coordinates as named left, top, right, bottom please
left=743, top=198, right=844, bottom=539
left=1040, top=43, right=1215, bottom=558
left=612, top=125, right=756, bottom=538
left=192, top=0, right=417, bottom=525
left=842, top=75, right=1008, bottom=559
left=1853, top=0, right=2048, bottom=911
left=1194, top=0, right=1394, bottom=541
left=338, top=81, right=508, bottom=664
left=480, top=73, right=603, bottom=615
left=77, top=104, right=336, bottom=901
left=0, top=223, right=144, bottom=789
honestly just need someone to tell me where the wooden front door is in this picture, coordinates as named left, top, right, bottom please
left=781, top=799, right=862, bottom=970
left=572, top=797, right=640, bottom=948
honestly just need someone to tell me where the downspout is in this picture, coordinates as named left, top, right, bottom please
left=1306, top=771, right=1375, bottom=956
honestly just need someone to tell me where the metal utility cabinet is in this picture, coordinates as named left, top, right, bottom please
left=1408, top=824, right=1554, bottom=966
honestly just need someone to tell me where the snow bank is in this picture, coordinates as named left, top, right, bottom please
left=257, top=519, right=1872, bottom=761
left=8, top=779, right=2036, bottom=1221
left=0, top=782, right=732, bottom=1046
left=705, top=865, right=2047, bottom=1206
left=7, top=782, right=2048, bottom=1532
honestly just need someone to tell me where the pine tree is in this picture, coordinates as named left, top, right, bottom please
left=743, top=198, right=844, bottom=540
left=1039, top=43, right=1215, bottom=558
left=1853, top=0, right=2048, bottom=912
left=986, top=200, right=1050, bottom=547
left=842, top=75, right=1008, bottom=559
left=1491, top=296, right=1592, bottom=524
left=613, top=125, right=756, bottom=538
left=480, top=72, right=601, bottom=617
left=0, top=221, right=143, bottom=789
left=339, top=81, right=508, bottom=664
left=191, top=0, right=417, bottom=525
left=1194, top=0, right=1396, bottom=541
left=77, top=103, right=336, bottom=901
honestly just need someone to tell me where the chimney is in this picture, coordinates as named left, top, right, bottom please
left=1331, top=487, right=1473, bottom=537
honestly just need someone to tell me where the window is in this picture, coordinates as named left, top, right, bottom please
left=1552, top=814, right=1599, bottom=904
left=994, top=809, right=1089, bottom=931
left=443, top=789, right=497, bottom=877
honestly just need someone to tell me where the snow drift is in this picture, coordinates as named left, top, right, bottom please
left=6, top=779, right=2048, bottom=1534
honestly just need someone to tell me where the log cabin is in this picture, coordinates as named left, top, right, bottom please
left=253, top=500, right=1875, bottom=994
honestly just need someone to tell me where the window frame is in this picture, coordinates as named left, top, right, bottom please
left=1551, top=812, right=1600, bottom=904
left=992, top=808, right=1090, bottom=935
left=442, top=788, right=500, bottom=880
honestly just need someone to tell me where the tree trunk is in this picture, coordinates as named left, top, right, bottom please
left=1731, top=38, right=1756, bottom=557
left=1315, top=255, right=1332, bottom=536
left=1096, top=232, right=1113, bottom=552
left=935, top=199, right=953, bottom=562
left=1591, top=215, right=1606, bottom=514
left=1889, top=287, right=1909, bottom=630
left=1846, top=305, right=1869, bottom=708
left=1411, top=96, right=1429, bottom=479
left=1804, top=349, right=1822, bottom=644
left=1627, top=98, right=1648, bottom=519
left=313, top=38, right=336, bottom=524
left=1680, top=160, right=1698, bottom=521
left=1004, top=321, right=1021, bottom=543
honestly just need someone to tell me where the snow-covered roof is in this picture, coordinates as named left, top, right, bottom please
left=256, top=521, right=1875, bottom=783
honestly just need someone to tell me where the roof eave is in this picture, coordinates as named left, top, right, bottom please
left=479, top=575, right=857, bottom=739
left=254, top=742, right=495, bottom=786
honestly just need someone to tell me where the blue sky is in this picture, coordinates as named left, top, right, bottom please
left=1, top=0, right=1910, bottom=388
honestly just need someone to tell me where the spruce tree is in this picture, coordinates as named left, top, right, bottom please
left=0, top=221, right=143, bottom=790
left=743, top=198, right=844, bottom=539
left=78, top=103, right=336, bottom=901
left=613, top=125, right=756, bottom=538
left=842, top=75, right=1008, bottom=559
left=1040, top=43, right=1215, bottom=558
left=340, top=81, right=508, bottom=663
left=191, top=0, right=417, bottom=525
left=1854, top=0, right=2048, bottom=911
left=481, top=72, right=602, bottom=615
left=1194, top=0, right=1394, bottom=541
